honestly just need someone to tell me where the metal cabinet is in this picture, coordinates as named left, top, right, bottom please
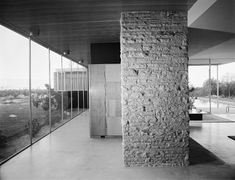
left=89, top=64, right=121, bottom=137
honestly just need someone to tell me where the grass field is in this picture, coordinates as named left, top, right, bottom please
left=0, top=96, right=50, bottom=137
left=0, top=95, right=47, bottom=162
left=0, top=96, right=31, bottom=137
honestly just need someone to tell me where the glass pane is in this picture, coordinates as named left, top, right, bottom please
left=63, top=58, right=72, bottom=121
left=213, top=62, right=235, bottom=116
left=77, top=64, right=84, bottom=114
left=80, top=67, right=88, bottom=110
left=188, top=66, right=210, bottom=113
left=84, top=68, right=88, bottom=109
left=0, top=25, right=30, bottom=163
left=210, top=65, right=221, bottom=114
left=71, top=62, right=78, bottom=117
left=80, top=67, right=87, bottom=111
left=31, top=41, right=50, bottom=142
left=50, top=52, right=63, bottom=130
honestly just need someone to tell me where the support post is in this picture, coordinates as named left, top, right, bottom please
left=77, top=65, right=80, bottom=113
left=87, top=67, right=89, bottom=109
left=83, top=70, right=86, bottom=109
left=48, top=48, right=52, bottom=132
left=216, top=64, right=219, bottom=108
left=70, top=61, right=73, bottom=119
left=61, top=55, right=64, bottom=121
left=209, top=59, right=212, bottom=114
left=29, top=36, right=32, bottom=145
left=81, top=70, right=84, bottom=110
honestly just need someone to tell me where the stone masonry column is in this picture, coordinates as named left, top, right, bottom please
left=121, top=11, right=189, bottom=167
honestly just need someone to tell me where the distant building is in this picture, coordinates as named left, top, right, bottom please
left=54, top=68, right=88, bottom=92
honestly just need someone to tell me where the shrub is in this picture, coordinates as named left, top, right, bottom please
left=31, top=118, right=40, bottom=137
left=0, top=130, right=7, bottom=147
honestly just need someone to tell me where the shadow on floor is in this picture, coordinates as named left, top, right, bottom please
left=189, top=138, right=224, bottom=165
left=202, top=114, right=234, bottom=123
left=228, top=136, right=235, bottom=141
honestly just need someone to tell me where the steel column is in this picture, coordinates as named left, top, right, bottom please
left=61, top=55, right=64, bottom=121
left=28, top=36, right=33, bottom=145
left=48, top=49, right=52, bottom=132
left=216, top=64, right=219, bottom=108
left=209, top=59, right=212, bottom=113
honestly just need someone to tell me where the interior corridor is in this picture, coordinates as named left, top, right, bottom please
left=1, top=111, right=235, bottom=180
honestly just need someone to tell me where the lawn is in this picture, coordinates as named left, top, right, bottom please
left=0, top=96, right=31, bottom=137
left=0, top=95, right=59, bottom=162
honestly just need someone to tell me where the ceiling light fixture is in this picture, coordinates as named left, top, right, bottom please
left=78, top=59, right=84, bottom=64
left=29, top=25, right=40, bottom=37
left=63, top=50, right=70, bottom=55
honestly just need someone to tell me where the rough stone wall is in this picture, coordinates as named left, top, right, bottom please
left=120, top=11, right=189, bottom=167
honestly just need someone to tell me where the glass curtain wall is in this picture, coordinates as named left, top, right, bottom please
left=0, top=25, right=88, bottom=164
left=83, top=68, right=88, bottom=109
left=72, top=62, right=78, bottom=117
left=77, top=64, right=84, bottom=113
left=79, top=67, right=83, bottom=111
left=62, top=58, right=72, bottom=121
left=210, top=65, right=220, bottom=114
left=31, top=41, right=50, bottom=142
left=189, top=62, right=235, bottom=116
left=79, top=67, right=88, bottom=111
left=188, top=65, right=210, bottom=113
left=0, top=25, right=30, bottom=162
left=50, top=52, right=63, bottom=131
left=212, top=62, right=235, bottom=115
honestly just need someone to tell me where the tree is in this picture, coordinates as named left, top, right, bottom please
left=31, top=84, right=68, bottom=126
left=202, top=78, right=217, bottom=96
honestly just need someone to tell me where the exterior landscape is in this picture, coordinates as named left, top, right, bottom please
left=0, top=87, right=71, bottom=162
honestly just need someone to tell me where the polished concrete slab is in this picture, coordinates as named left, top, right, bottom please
left=1, top=111, right=235, bottom=180
left=214, top=113, right=235, bottom=122
left=190, top=121, right=235, bottom=165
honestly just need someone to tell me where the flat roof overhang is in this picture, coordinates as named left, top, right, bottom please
left=189, top=58, right=235, bottom=66
left=0, top=0, right=195, bottom=65
left=1, top=0, right=235, bottom=66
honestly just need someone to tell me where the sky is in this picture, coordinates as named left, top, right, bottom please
left=189, top=63, right=235, bottom=87
left=0, top=25, right=83, bottom=90
left=1, top=25, right=235, bottom=89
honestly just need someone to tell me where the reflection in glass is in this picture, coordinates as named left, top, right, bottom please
left=31, top=41, right=50, bottom=142
left=0, top=25, right=30, bottom=163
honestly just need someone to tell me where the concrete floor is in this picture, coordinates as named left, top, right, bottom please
left=1, top=111, right=235, bottom=180
left=190, top=121, right=235, bottom=165
left=215, top=113, right=235, bottom=122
